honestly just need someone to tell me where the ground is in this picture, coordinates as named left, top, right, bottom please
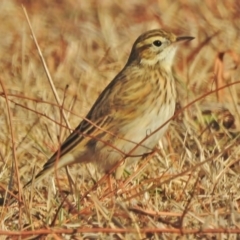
left=0, top=0, right=240, bottom=239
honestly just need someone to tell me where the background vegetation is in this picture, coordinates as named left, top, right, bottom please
left=0, top=0, right=240, bottom=239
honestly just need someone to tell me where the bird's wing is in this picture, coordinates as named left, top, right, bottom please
left=41, top=70, right=128, bottom=170
left=24, top=65, right=151, bottom=187
left=43, top=64, right=151, bottom=170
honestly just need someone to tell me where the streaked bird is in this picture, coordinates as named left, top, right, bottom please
left=25, top=29, right=194, bottom=187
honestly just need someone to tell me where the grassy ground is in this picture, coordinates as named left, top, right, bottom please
left=0, top=0, right=240, bottom=239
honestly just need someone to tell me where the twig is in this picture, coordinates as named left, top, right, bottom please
left=0, top=78, right=22, bottom=229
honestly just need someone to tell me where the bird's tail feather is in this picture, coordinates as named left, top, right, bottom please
left=24, top=153, right=75, bottom=188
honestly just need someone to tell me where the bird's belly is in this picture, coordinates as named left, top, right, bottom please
left=123, top=102, right=174, bottom=152
left=95, top=102, right=175, bottom=173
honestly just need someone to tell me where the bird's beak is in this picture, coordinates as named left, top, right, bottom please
left=176, top=36, right=195, bottom=42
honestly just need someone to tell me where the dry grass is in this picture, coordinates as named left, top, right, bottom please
left=0, top=0, right=240, bottom=239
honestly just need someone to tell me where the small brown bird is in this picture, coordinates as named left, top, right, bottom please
left=25, top=29, right=194, bottom=187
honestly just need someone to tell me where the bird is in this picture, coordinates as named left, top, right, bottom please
left=25, top=29, right=194, bottom=188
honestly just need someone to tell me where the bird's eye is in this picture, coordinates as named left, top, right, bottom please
left=153, top=40, right=162, bottom=47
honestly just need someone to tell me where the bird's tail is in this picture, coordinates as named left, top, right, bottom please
left=24, top=152, right=75, bottom=188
